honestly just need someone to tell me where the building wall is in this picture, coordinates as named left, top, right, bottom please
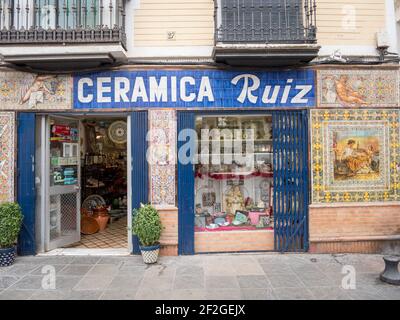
left=316, top=0, right=386, bottom=47
left=195, top=230, right=274, bottom=253
left=133, top=0, right=214, bottom=52
left=130, top=0, right=390, bottom=58
left=0, top=112, right=15, bottom=203
left=309, top=66, right=400, bottom=253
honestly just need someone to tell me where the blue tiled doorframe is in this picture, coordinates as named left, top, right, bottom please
left=178, top=109, right=306, bottom=255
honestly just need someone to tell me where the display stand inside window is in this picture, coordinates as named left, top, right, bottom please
left=195, top=115, right=274, bottom=232
left=49, top=122, right=79, bottom=239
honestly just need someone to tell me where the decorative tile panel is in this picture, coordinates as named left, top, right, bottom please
left=0, top=112, right=15, bottom=203
left=317, top=69, right=399, bottom=108
left=148, top=110, right=177, bottom=206
left=311, top=109, right=400, bottom=204
left=0, top=71, right=72, bottom=110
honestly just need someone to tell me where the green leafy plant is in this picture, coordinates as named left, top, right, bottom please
left=132, top=204, right=162, bottom=247
left=0, top=202, right=23, bottom=248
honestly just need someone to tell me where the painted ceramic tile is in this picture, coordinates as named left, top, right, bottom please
left=0, top=71, right=72, bottom=110
left=0, top=112, right=15, bottom=203
left=151, top=165, right=176, bottom=206
left=311, top=109, right=400, bottom=204
left=149, top=110, right=177, bottom=206
left=317, top=69, right=399, bottom=108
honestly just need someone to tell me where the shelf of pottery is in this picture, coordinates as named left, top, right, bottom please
left=194, top=116, right=274, bottom=232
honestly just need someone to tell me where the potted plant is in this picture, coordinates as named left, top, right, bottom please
left=0, top=202, right=23, bottom=267
left=132, top=204, right=162, bottom=264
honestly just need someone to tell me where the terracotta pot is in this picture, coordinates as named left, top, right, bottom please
left=94, top=214, right=109, bottom=231
left=93, top=207, right=109, bottom=231
left=93, top=207, right=108, bottom=216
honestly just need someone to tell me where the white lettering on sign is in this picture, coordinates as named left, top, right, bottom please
left=131, top=77, right=149, bottom=102
left=231, top=74, right=260, bottom=104
left=76, top=74, right=312, bottom=106
left=97, top=77, right=112, bottom=103
left=197, top=77, right=214, bottom=102
left=77, top=78, right=93, bottom=103
left=149, top=76, right=168, bottom=102
left=180, top=76, right=196, bottom=102
left=115, top=77, right=130, bottom=102
left=292, top=85, right=313, bottom=103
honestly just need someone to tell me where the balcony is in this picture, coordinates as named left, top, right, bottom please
left=213, top=0, right=320, bottom=66
left=0, top=0, right=127, bottom=70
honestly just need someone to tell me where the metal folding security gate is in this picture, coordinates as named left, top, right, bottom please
left=273, top=110, right=309, bottom=252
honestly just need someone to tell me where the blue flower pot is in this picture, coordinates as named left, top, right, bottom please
left=0, top=246, right=16, bottom=267
left=139, top=243, right=160, bottom=264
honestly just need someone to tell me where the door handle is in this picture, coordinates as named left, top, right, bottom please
left=74, top=185, right=81, bottom=191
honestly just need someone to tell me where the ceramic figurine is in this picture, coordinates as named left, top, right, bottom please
left=225, top=185, right=244, bottom=215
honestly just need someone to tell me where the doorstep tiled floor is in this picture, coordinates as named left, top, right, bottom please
left=0, top=253, right=399, bottom=300
left=67, top=217, right=127, bottom=249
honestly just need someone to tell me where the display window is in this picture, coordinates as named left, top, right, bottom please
left=194, top=115, right=274, bottom=232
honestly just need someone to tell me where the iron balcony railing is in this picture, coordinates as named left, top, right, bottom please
left=215, top=0, right=317, bottom=44
left=0, top=0, right=126, bottom=47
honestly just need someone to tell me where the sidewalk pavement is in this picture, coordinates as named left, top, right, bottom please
left=0, top=253, right=399, bottom=300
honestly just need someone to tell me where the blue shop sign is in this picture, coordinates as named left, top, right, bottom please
left=73, top=69, right=315, bottom=109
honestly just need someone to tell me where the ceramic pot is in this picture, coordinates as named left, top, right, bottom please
left=0, top=246, right=16, bottom=267
left=93, top=207, right=109, bottom=231
left=94, top=214, right=109, bottom=231
left=139, top=243, right=160, bottom=264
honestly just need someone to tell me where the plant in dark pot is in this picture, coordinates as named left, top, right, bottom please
left=0, top=202, right=23, bottom=267
left=132, top=204, right=163, bottom=264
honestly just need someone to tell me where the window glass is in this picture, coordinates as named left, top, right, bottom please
left=194, top=115, right=274, bottom=232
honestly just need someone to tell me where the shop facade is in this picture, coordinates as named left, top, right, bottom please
left=0, top=65, right=399, bottom=256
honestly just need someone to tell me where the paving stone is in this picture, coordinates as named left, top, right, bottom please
left=140, top=275, right=174, bottom=291
left=241, top=288, right=277, bottom=300
left=237, top=275, right=270, bottom=288
left=97, top=256, right=130, bottom=265
left=0, top=289, right=36, bottom=300
left=53, top=276, right=82, bottom=290
left=203, top=263, right=236, bottom=276
left=118, top=264, right=148, bottom=276
left=29, top=290, right=70, bottom=300
left=135, top=288, right=173, bottom=300
left=205, top=276, right=240, bottom=289
left=106, top=275, right=142, bottom=291
left=260, top=263, right=293, bottom=274
left=73, top=276, right=114, bottom=291
left=30, top=264, right=66, bottom=276
left=274, top=287, right=315, bottom=300
left=174, top=275, right=204, bottom=290
left=171, top=289, right=206, bottom=300
left=176, top=265, right=204, bottom=277
left=100, top=290, right=137, bottom=300
left=70, top=256, right=101, bottom=265
left=308, top=286, right=352, bottom=300
left=266, top=273, right=304, bottom=289
left=67, top=290, right=103, bottom=300
left=9, top=276, right=44, bottom=290
left=296, top=271, right=335, bottom=287
left=85, top=264, right=119, bottom=276
left=315, top=262, right=345, bottom=274
left=346, top=285, right=386, bottom=300
left=1, top=264, right=38, bottom=276
left=35, top=256, right=76, bottom=265
left=205, top=289, right=242, bottom=300
left=290, top=263, right=322, bottom=274
left=0, top=276, right=20, bottom=289
left=143, top=264, right=176, bottom=278
left=232, top=263, right=265, bottom=275
left=58, top=265, right=92, bottom=276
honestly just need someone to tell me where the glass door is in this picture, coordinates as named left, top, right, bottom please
left=45, top=116, right=81, bottom=251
